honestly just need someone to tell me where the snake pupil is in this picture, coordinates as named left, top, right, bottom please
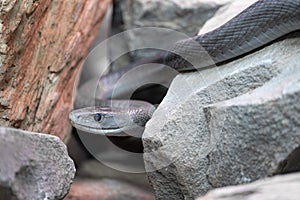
left=94, top=113, right=102, bottom=122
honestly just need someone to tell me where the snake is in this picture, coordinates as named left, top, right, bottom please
left=69, top=0, right=300, bottom=149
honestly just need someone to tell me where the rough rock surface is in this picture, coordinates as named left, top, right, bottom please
left=111, top=0, right=231, bottom=63
left=120, top=0, right=231, bottom=36
left=143, top=34, right=300, bottom=198
left=64, top=179, right=154, bottom=200
left=197, top=173, right=300, bottom=200
left=77, top=160, right=153, bottom=189
left=0, top=127, right=75, bottom=200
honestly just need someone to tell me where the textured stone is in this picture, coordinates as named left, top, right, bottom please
left=143, top=34, right=300, bottom=199
left=77, top=160, right=153, bottom=189
left=64, top=179, right=154, bottom=200
left=0, top=127, right=75, bottom=200
left=112, top=0, right=230, bottom=62
left=121, top=0, right=230, bottom=36
left=197, top=173, right=300, bottom=200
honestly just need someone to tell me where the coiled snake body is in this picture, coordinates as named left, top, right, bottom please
left=69, top=0, right=300, bottom=141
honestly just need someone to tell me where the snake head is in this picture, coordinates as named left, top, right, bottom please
left=69, top=100, right=155, bottom=137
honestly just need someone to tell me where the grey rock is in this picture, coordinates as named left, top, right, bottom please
left=77, top=160, right=152, bottom=189
left=273, top=146, right=300, bottom=175
left=0, top=127, right=75, bottom=200
left=113, top=0, right=230, bottom=62
left=143, top=35, right=300, bottom=199
left=197, top=173, right=300, bottom=200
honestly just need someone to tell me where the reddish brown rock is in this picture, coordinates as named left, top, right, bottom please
left=64, top=179, right=155, bottom=200
left=0, top=0, right=111, bottom=140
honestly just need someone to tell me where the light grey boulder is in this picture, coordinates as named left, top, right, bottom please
left=143, top=34, right=300, bottom=199
left=197, top=173, right=300, bottom=200
left=0, top=127, right=75, bottom=200
left=121, top=0, right=229, bottom=35
left=113, top=0, right=231, bottom=62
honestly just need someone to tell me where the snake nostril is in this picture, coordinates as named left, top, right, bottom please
left=94, top=113, right=102, bottom=122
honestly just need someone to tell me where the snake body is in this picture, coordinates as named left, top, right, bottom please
left=69, top=0, right=300, bottom=138
left=166, top=0, right=300, bottom=71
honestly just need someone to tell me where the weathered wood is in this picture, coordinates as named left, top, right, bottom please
left=0, top=0, right=111, bottom=140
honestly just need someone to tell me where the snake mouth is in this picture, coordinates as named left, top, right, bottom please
left=70, top=121, right=129, bottom=136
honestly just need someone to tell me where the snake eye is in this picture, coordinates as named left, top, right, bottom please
left=94, top=113, right=102, bottom=122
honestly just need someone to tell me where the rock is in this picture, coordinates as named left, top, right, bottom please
left=0, top=127, right=75, bottom=200
left=64, top=179, right=154, bottom=200
left=77, top=160, right=153, bottom=189
left=273, top=146, right=300, bottom=175
left=111, top=0, right=231, bottom=63
left=121, top=0, right=230, bottom=36
left=197, top=173, right=300, bottom=200
left=143, top=33, right=300, bottom=198
left=70, top=129, right=147, bottom=174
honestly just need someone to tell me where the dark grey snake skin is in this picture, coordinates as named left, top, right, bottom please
left=165, top=0, right=300, bottom=71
